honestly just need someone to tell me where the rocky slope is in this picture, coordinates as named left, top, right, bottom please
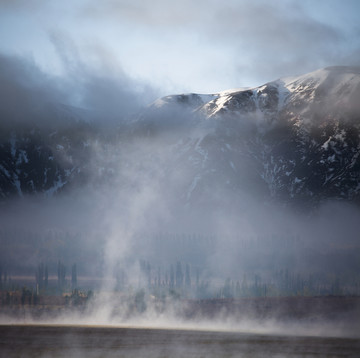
left=1, top=66, right=359, bottom=208
left=140, top=66, right=360, bottom=207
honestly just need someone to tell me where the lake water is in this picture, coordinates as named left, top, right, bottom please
left=0, top=324, right=359, bottom=357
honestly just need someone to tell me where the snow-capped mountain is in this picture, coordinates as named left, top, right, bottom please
left=133, top=66, right=360, bottom=208
left=1, top=66, right=360, bottom=208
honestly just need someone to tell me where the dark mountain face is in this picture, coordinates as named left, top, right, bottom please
left=1, top=66, right=360, bottom=209
left=0, top=121, right=97, bottom=198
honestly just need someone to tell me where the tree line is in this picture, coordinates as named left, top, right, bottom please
left=0, top=261, right=78, bottom=295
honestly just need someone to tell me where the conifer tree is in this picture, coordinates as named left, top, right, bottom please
left=185, top=263, right=191, bottom=288
left=71, top=263, right=77, bottom=289
left=170, top=264, right=175, bottom=287
left=44, top=264, right=48, bottom=290
left=176, top=261, right=183, bottom=287
left=57, top=261, right=66, bottom=292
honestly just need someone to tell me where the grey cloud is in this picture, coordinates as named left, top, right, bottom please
left=49, top=32, right=158, bottom=121
left=0, top=53, right=67, bottom=129
left=0, top=0, right=42, bottom=10
left=81, top=0, right=359, bottom=86
left=2, top=1, right=359, bottom=93
left=212, top=2, right=342, bottom=47
left=0, top=34, right=159, bottom=129
left=81, top=0, right=213, bottom=28
left=208, top=2, right=347, bottom=81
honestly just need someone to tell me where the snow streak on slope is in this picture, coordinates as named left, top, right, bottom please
left=1, top=67, right=360, bottom=209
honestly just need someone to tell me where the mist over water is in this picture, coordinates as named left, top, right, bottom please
left=1, top=135, right=360, bottom=339
left=1, top=2, right=360, bottom=356
left=1, top=51, right=360, bottom=358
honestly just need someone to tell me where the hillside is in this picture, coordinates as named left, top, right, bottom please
left=1, top=66, right=360, bottom=209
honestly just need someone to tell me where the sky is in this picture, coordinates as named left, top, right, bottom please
left=0, top=0, right=360, bottom=98
left=1, top=0, right=360, bottom=314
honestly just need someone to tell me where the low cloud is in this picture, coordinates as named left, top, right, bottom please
left=0, top=35, right=158, bottom=130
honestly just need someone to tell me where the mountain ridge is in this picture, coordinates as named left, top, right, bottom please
left=1, top=66, right=360, bottom=209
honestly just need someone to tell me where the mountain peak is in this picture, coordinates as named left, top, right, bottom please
left=1, top=66, right=360, bottom=208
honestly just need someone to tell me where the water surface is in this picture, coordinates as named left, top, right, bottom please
left=1, top=324, right=359, bottom=357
